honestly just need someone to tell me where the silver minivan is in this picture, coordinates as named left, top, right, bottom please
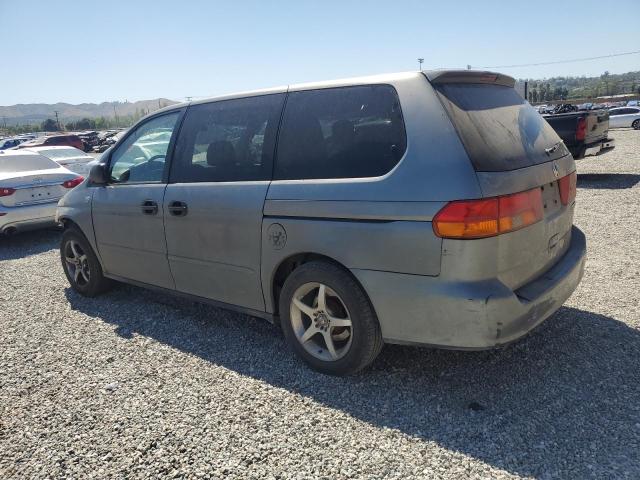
left=57, top=71, right=586, bottom=375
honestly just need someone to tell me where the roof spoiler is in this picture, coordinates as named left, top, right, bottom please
left=424, top=70, right=515, bottom=88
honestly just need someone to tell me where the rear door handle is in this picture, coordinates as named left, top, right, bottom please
left=168, top=200, right=188, bottom=217
left=141, top=200, right=158, bottom=215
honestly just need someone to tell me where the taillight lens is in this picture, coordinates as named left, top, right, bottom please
left=433, top=188, right=544, bottom=239
left=62, top=176, right=84, bottom=189
left=576, top=117, right=587, bottom=141
left=558, top=171, right=577, bottom=205
left=0, top=187, right=16, bottom=197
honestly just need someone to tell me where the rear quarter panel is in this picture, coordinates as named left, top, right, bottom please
left=260, top=215, right=442, bottom=314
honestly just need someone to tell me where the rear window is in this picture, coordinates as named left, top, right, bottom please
left=37, top=148, right=85, bottom=159
left=274, top=85, right=406, bottom=180
left=0, top=154, right=58, bottom=173
left=435, top=83, right=565, bottom=171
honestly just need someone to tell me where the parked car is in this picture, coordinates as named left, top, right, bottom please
left=627, top=100, right=640, bottom=107
left=0, top=150, right=83, bottom=236
left=16, top=134, right=36, bottom=142
left=23, top=146, right=95, bottom=175
left=57, top=70, right=586, bottom=375
left=18, top=134, right=86, bottom=151
left=543, top=109, right=615, bottom=158
left=608, top=106, right=640, bottom=129
left=0, top=137, right=27, bottom=150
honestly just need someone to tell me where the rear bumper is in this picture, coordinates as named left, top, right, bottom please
left=0, top=202, right=59, bottom=233
left=352, top=226, right=586, bottom=349
left=584, top=138, right=615, bottom=157
left=598, top=137, right=615, bottom=153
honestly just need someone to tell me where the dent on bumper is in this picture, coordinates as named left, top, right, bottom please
left=352, top=226, right=587, bottom=349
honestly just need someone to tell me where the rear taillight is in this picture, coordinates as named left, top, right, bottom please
left=0, top=187, right=16, bottom=197
left=576, top=117, right=587, bottom=141
left=433, top=188, right=543, bottom=239
left=62, top=176, right=84, bottom=189
left=558, top=171, right=577, bottom=206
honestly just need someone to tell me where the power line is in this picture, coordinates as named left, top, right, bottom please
left=476, top=49, right=640, bottom=69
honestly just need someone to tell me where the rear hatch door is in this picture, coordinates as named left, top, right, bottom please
left=427, top=71, right=576, bottom=290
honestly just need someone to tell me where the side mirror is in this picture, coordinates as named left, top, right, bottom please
left=89, top=164, right=108, bottom=185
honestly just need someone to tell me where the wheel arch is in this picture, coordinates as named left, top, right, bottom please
left=59, top=216, right=81, bottom=231
left=58, top=215, right=105, bottom=270
left=270, top=252, right=374, bottom=318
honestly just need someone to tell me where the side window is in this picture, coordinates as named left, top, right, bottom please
left=170, top=94, right=285, bottom=183
left=108, top=112, right=180, bottom=183
left=274, top=85, right=406, bottom=180
left=612, top=108, right=631, bottom=116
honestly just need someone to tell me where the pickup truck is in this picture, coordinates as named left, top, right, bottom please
left=543, top=110, right=615, bottom=159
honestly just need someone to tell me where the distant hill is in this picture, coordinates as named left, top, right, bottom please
left=0, top=99, right=179, bottom=126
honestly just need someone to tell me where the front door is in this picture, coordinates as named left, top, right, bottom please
left=92, top=111, right=182, bottom=289
left=163, top=94, right=285, bottom=310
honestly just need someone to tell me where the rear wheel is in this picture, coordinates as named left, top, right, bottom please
left=60, top=227, right=112, bottom=297
left=632, top=119, right=640, bottom=130
left=279, top=261, right=383, bottom=375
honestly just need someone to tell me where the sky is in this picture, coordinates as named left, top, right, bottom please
left=1, top=0, right=638, bottom=105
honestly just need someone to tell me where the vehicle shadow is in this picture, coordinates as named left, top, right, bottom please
left=0, top=228, right=61, bottom=261
left=577, top=173, right=640, bottom=189
left=65, top=285, right=640, bottom=478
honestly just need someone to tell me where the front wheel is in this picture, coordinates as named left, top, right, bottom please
left=60, top=227, right=112, bottom=297
left=632, top=119, right=640, bottom=130
left=279, top=261, right=383, bottom=375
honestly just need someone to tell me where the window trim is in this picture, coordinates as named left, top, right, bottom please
left=102, top=108, right=186, bottom=186
left=167, top=93, right=286, bottom=184
left=272, top=83, right=407, bottom=181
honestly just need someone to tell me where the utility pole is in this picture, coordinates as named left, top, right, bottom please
left=185, top=96, right=193, bottom=102
left=418, top=58, right=424, bottom=71
left=113, top=104, right=118, bottom=126
left=158, top=99, right=162, bottom=110
left=54, top=111, right=61, bottom=131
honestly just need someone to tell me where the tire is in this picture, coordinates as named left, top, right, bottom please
left=279, top=261, right=383, bottom=375
left=60, top=227, right=112, bottom=297
left=632, top=119, right=640, bottom=130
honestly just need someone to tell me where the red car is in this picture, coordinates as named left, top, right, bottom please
left=18, top=134, right=86, bottom=152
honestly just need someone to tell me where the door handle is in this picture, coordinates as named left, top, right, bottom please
left=168, top=200, right=188, bottom=217
left=141, top=200, right=158, bottom=215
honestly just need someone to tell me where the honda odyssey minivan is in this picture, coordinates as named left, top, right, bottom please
left=57, top=71, right=586, bottom=375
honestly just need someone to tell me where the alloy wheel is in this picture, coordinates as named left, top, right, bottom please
left=64, top=240, right=91, bottom=287
left=289, top=282, right=353, bottom=361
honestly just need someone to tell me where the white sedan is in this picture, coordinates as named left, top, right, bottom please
left=0, top=150, right=83, bottom=236
left=23, top=146, right=95, bottom=175
left=608, top=107, right=640, bottom=129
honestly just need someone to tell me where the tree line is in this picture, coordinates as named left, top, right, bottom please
left=2, top=107, right=152, bottom=135
left=526, top=70, right=640, bottom=104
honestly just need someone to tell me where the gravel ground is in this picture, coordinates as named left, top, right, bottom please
left=1, top=129, right=639, bottom=479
